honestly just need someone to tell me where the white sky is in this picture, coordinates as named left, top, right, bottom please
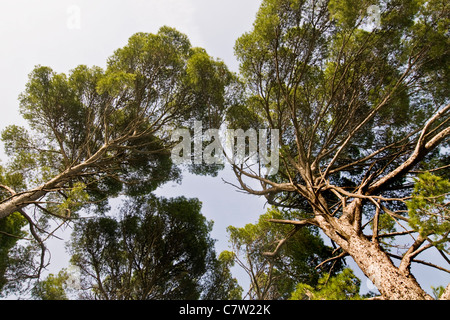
left=0, top=0, right=447, bottom=297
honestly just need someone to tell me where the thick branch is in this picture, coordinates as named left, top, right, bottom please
left=0, top=143, right=110, bottom=220
left=0, top=184, right=17, bottom=196
left=369, top=103, right=450, bottom=194
left=399, top=235, right=428, bottom=273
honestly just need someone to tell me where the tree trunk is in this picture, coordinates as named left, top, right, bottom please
left=315, top=214, right=433, bottom=300
left=441, top=283, right=450, bottom=300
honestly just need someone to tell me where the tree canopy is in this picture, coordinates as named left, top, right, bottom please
left=0, top=26, right=238, bottom=289
left=0, top=0, right=449, bottom=300
left=227, top=0, right=449, bottom=299
left=67, top=195, right=238, bottom=300
left=225, top=207, right=344, bottom=299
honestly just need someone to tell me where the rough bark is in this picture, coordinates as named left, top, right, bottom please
left=315, top=210, right=434, bottom=300
left=441, top=283, right=450, bottom=300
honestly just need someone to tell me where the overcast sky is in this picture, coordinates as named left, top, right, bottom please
left=0, top=0, right=447, bottom=297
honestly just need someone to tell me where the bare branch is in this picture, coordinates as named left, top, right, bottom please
left=369, top=103, right=450, bottom=194
left=267, top=218, right=318, bottom=226
left=18, top=209, right=49, bottom=279
left=366, top=230, right=417, bottom=239
left=263, top=226, right=300, bottom=258
left=0, top=184, right=16, bottom=196
left=321, top=61, right=418, bottom=181
left=315, top=251, right=348, bottom=270
left=0, top=230, right=33, bottom=241
left=263, top=217, right=318, bottom=259
left=399, top=235, right=429, bottom=273
left=388, top=252, right=450, bottom=274
left=412, top=164, right=450, bottom=174
left=229, top=164, right=299, bottom=196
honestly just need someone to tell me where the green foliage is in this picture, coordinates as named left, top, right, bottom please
left=10, top=36, right=188, bottom=195
left=328, top=0, right=376, bottom=29
left=0, top=165, right=28, bottom=294
left=186, top=48, right=237, bottom=128
left=1, top=126, right=45, bottom=185
left=230, top=0, right=449, bottom=299
left=201, top=250, right=243, bottom=300
left=0, top=212, right=27, bottom=293
left=431, top=285, right=446, bottom=299
left=68, top=195, right=238, bottom=300
left=290, top=268, right=363, bottom=300
left=96, top=71, right=136, bottom=96
left=407, top=172, right=450, bottom=249
left=227, top=207, right=343, bottom=299
left=0, top=25, right=239, bottom=214
left=44, top=182, right=89, bottom=219
left=231, top=0, right=449, bottom=198
left=31, top=270, right=69, bottom=300
left=0, top=26, right=240, bottom=294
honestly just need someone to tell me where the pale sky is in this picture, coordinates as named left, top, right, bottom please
left=0, top=0, right=447, bottom=297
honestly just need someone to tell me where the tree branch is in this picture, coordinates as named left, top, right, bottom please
left=267, top=218, right=318, bottom=226
left=18, top=209, right=48, bottom=279
left=263, top=225, right=301, bottom=258
left=315, top=250, right=348, bottom=270
left=369, top=103, right=450, bottom=194
left=263, top=218, right=318, bottom=259
left=388, top=252, right=450, bottom=274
